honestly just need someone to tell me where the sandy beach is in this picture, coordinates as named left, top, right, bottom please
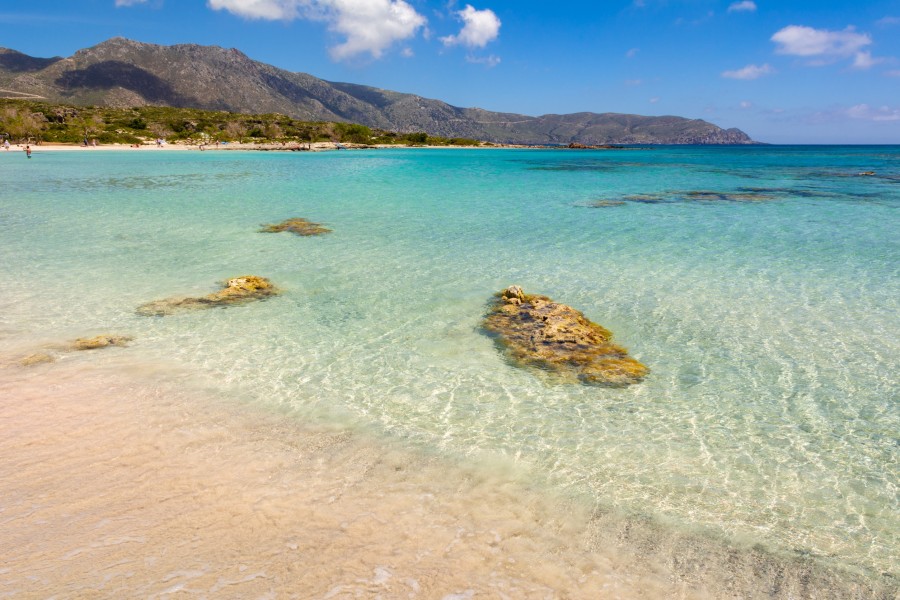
left=2, top=350, right=886, bottom=598
left=3, top=141, right=531, bottom=154
left=0, top=356, right=673, bottom=599
left=5, top=141, right=338, bottom=153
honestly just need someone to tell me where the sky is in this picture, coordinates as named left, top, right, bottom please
left=1, top=0, right=899, bottom=143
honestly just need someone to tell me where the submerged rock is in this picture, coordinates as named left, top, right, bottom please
left=586, top=200, right=627, bottom=208
left=581, top=189, right=790, bottom=208
left=19, top=353, right=56, bottom=367
left=72, top=335, right=132, bottom=350
left=137, top=275, right=278, bottom=316
left=482, top=286, right=648, bottom=386
left=622, top=194, right=669, bottom=204
left=16, top=335, right=131, bottom=367
left=260, top=218, right=331, bottom=236
left=683, top=190, right=774, bottom=202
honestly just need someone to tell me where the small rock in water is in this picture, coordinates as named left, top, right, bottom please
left=137, top=275, right=278, bottom=316
left=72, top=335, right=132, bottom=350
left=482, top=286, right=648, bottom=386
left=259, top=218, right=331, bottom=236
left=19, top=353, right=56, bottom=366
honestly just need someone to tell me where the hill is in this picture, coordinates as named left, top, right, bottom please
left=0, top=38, right=754, bottom=145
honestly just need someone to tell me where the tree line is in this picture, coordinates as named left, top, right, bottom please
left=0, top=99, right=483, bottom=147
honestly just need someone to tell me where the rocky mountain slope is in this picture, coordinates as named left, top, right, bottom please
left=0, top=38, right=754, bottom=145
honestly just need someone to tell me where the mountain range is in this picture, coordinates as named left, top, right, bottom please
left=0, top=38, right=754, bottom=145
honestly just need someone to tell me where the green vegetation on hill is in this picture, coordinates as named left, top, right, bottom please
left=0, top=99, right=484, bottom=147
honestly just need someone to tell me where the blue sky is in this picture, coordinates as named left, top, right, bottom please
left=2, top=1, right=899, bottom=143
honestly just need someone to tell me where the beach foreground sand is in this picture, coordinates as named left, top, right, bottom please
left=1, top=357, right=672, bottom=599
left=3, top=354, right=887, bottom=598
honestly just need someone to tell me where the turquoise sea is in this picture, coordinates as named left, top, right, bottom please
left=2, top=145, right=898, bottom=596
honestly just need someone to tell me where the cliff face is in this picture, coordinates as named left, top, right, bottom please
left=0, top=38, right=755, bottom=145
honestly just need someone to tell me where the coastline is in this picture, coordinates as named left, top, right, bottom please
left=2, top=141, right=587, bottom=153
left=1, top=354, right=893, bottom=598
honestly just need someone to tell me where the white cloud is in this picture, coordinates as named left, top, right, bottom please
left=626, top=47, right=639, bottom=58
left=625, top=79, right=642, bottom=86
left=877, top=16, right=900, bottom=26
left=649, top=97, right=660, bottom=103
left=771, top=25, right=871, bottom=61
left=739, top=100, right=753, bottom=109
left=207, top=0, right=297, bottom=19
left=466, top=54, right=500, bottom=67
left=886, top=69, right=900, bottom=77
left=846, top=104, right=900, bottom=122
left=727, top=1, right=756, bottom=13
left=441, top=5, right=501, bottom=48
left=207, top=0, right=426, bottom=59
left=722, top=63, right=774, bottom=79
left=115, top=0, right=150, bottom=5
left=851, top=50, right=883, bottom=69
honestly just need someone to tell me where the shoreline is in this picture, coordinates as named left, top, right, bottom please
left=1, top=141, right=622, bottom=153
left=1, top=352, right=893, bottom=598
left=3, top=141, right=527, bottom=153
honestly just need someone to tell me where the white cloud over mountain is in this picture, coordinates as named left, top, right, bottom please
left=207, top=0, right=426, bottom=59
left=441, top=5, right=501, bottom=48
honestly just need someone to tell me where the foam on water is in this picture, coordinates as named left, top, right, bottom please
left=1, top=146, right=898, bottom=595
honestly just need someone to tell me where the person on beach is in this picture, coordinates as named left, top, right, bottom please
left=25, top=145, right=32, bottom=158
left=3, top=139, right=9, bottom=151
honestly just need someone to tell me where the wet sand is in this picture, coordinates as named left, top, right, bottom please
left=3, top=355, right=891, bottom=598
left=1, top=357, right=673, bottom=599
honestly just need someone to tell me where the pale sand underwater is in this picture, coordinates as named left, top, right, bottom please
left=0, top=358, right=668, bottom=599
left=1, top=355, right=889, bottom=599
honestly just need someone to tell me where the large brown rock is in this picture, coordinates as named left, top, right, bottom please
left=137, top=275, right=278, bottom=316
left=482, top=286, right=648, bottom=386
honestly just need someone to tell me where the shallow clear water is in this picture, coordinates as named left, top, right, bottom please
left=2, top=146, right=898, bottom=586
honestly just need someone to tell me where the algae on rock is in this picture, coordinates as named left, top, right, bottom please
left=137, top=275, right=278, bottom=316
left=72, top=335, right=133, bottom=350
left=19, top=353, right=56, bottom=367
left=259, top=218, right=331, bottom=236
left=482, top=286, right=648, bottom=387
